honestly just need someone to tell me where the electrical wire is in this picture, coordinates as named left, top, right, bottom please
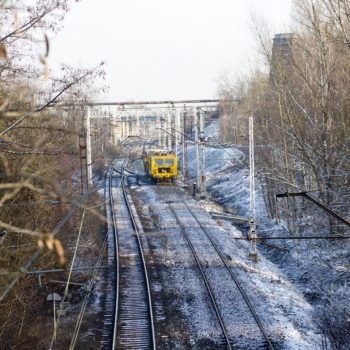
left=68, top=234, right=108, bottom=350
left=0, top=197, right=85, bottom=302
left=49, top=209, right=86, bottom=349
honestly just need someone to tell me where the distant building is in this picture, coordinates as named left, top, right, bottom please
left=270, top=33, right=298, bottom=85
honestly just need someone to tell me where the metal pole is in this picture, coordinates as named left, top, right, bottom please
left=53, top=300, right=56, bottom=342
left=157, top=113, right=163, bottom=148
left=164, top=112, right=167, bottom=148
left=175, top=109, right=180, bottom=158
left=126, top=114, right=130, bottom=137
left=121, top=113, right=124, bottom=138
left=199, top=109, right=206, bottom=198
left=86, top=107, right=92, bottom=184
left=194, top=106, right=200, bottom=193
left=112, top=114, right=116, bottom=145
left=167, top=109, right=172, bottom=150
left=171, top=107, right=175, bottom=151
left=160, top=113, right=165, bottom=147
left=136, top=110, right=140, bottom=137
left=249, top=117, right=257, bottom=257
left=249, top=117, right=256, bottom=221
left=182, top=106, right=188, bottom=182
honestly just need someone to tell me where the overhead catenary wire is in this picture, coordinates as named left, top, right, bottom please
left=158, top=126, right=245, bottom=168
left=0, top=67, right=102, bottom=137
left=234, top=236, right=350, bottom=240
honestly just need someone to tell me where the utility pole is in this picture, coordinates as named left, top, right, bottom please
left=78, top=128, right=86, bottom=194
left=126, top=114, right=130, bottom=137
left=198, top=109, right=206, bottom=199
left=86, top=107, right=92, bottom=185
left=174, top=108, right=180, bottom=158
left=162, top=112, right=167, bottom=148
left=182, top=105, right=188, bottom=183
left=249, top=116, right=258, bottom=260
left=167, top=108, right=172, bottom=150
left=158, top=112, right=162, bottom=147
left=136, top=110, right=140, bottom=137
left=194, top=106, right=200, bottom=192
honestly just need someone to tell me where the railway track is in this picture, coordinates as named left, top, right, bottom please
left=169, top=202, right=275, bottom=350
left=102, top=158, right=156, bottom=350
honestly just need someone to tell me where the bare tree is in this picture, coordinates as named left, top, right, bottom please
left=0, top=1, right=107, bottom=348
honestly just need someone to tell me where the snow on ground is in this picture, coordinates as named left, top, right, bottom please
left=125, top=121, right=350, bottom=348
left=204, top=120, right=220, bottom=141
left=183, top=144, right=244, bottom=179
left=202, top=122, right=350, bottom=346
left=179, top=121, right=329, bottom=348
left=131, top=178, right=323, bottom=348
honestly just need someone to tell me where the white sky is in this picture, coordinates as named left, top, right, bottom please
left=50, top=0, right=292, bottom=101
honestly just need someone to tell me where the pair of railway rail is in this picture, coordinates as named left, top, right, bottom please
left=169, top=202, right=275, bottom=350
left=103, top=158, right=156, bottom=350
left=104, top=158, right=275, bottom=349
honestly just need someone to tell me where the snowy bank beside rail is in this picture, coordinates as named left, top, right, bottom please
left=179, top=121, right=328, bottom=349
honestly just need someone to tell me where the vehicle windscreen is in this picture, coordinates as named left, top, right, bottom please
left=154, top=159, right=164, bottom=166
left=165, top=159, right=174, bottom=166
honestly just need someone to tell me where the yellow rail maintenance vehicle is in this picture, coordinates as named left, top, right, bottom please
left=143, top=149, right=160, bottom=173
left=144, top=149, right=178, bottom=182
left=143, top=149, right=170, bottom=172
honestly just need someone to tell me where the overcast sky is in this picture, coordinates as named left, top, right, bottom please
left=51, top=0, right=292, bottom=102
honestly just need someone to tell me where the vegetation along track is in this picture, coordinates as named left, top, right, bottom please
left=102, top=158, right=156, bottom=350
left=169, top=202, right=275, bottom=350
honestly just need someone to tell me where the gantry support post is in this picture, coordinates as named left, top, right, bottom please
left=198, top=109, right=206, bottom=199
left=174, top=108, right=180, bottom=158
left=182, top=106, right=188, bottom=183
left=86, top=107, right=92, bottom=184
left=194, top=106, right=200, bottom=193
left=157, top=112, right=162, bottom=147
left=248, top=116, right=258, bottom=261
left=167, top=108, right=172, bottom=150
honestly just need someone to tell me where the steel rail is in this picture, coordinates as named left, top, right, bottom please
left=113, top=166, right=136, bottom=175
left=183, top=202, right=275, bottom=350
left=109, top=157, right=156, bottom=349
left=108, top=161, right=121, bottom=350
left=168, top=204, right=233, bottom=350
left=120, top=171, right=157, bottom=350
